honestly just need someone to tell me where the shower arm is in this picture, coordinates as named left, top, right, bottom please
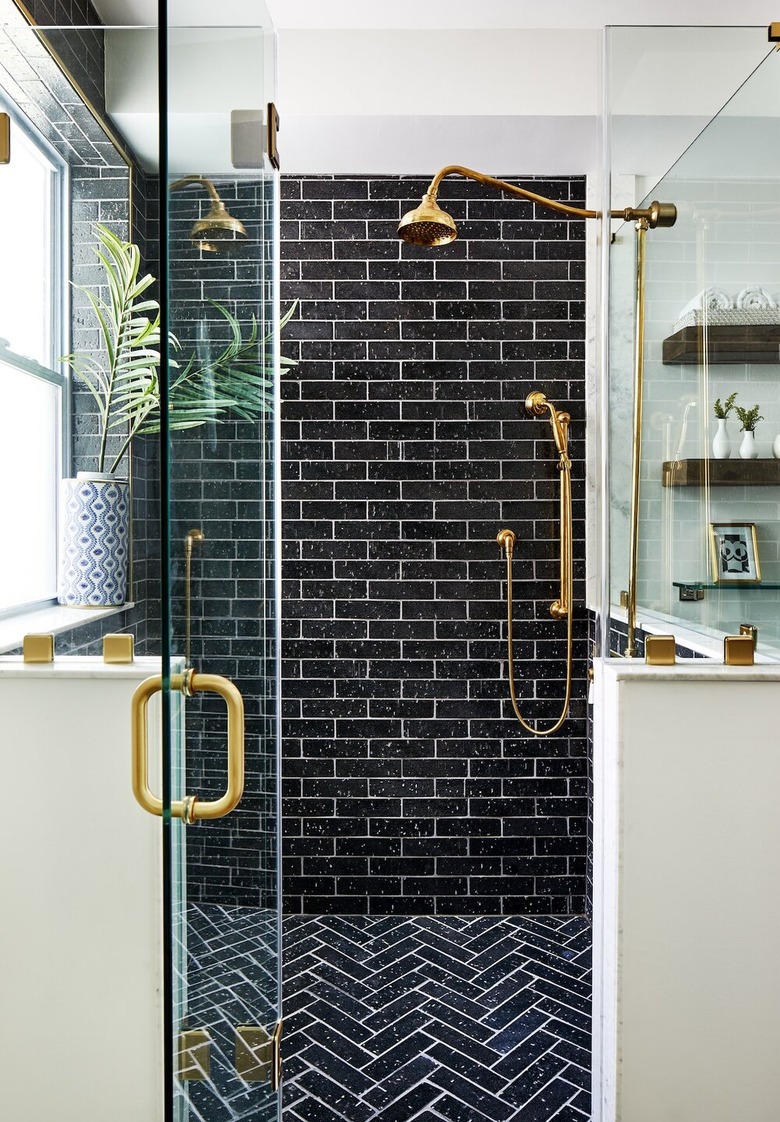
left=424, top=165, right=676, bottom=227
left=170, top=174, right=222, bottom=202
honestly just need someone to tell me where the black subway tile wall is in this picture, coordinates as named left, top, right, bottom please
left=280, top=175, right=589, bottom=916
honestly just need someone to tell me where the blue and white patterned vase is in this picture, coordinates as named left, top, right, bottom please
left=57, top=474, right=130, bottom=607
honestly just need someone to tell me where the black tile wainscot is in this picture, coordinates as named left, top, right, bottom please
left=280, top=175, right=590, bottom=916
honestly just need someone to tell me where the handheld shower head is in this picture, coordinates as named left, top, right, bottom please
left=398, top=192, right=458, bottom=247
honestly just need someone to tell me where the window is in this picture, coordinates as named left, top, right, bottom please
left=0, top=107, right=67, bottom=614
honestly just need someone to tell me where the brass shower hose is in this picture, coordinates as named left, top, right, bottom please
left=497, top=394, right=574, bottom=736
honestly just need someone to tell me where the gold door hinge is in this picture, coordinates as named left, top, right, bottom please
left=267, top=102, right=280, bottom=170
left=177, top=1029, right=211, bottom=1081
left=236, top=1025, right=271, bottom=1082
left=0, top=113, right=8, bottom=164
left=235, top=1020, right=283, bottom=1089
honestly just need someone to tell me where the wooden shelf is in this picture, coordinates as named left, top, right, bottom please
left=662, top=324, right=780, bottom=364
left=662, top=458, right=780, bottom=487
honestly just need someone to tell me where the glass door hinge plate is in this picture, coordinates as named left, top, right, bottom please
left=177, top=1029, right=211, bottom=1081
left=645, top=635, right=676, bottom=665
left=235, top=1021, right=283, bottom=1088
left=235, top=1025, right=272, bottom=1082
left=724, top=634, right=755, bottom=666
left=103, top=632, right=134, bottom=663
left=23, top=634, right=53, bottom=663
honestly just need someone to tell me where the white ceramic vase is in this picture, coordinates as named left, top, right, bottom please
left=773, top=434, right=780, bottom=459
left=739, top=429, right=759, bottom=460
left=57, top=474, right=130, bottom=606
left=712, top=418, right=731, bottom=459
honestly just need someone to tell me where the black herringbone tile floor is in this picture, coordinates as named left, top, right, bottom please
left=283, top=915, right=592, bottom=1121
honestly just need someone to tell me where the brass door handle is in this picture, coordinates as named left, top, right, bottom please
left=131, top=670, right=245, bottom=821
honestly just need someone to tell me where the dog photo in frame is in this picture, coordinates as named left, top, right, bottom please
left=709, top=522, right=761, bottom=584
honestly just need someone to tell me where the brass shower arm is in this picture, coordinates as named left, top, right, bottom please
left=424, top=165, right=677, bottom=228
left=170, top=175, right=221, bottom=202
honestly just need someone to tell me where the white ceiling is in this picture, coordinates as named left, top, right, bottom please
left=89, top=0, right=780, bottom=188
left=91, top=0, right=780, bottom=29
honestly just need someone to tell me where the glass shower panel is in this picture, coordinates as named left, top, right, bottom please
left=606, top=26, right=780, bottom=657
left=163, top=17, right=281, bottom=1122
left=0, top=6, right=280, bottom=1120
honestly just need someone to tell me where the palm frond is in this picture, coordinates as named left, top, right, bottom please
left=61, top=224, right=299, bottom=471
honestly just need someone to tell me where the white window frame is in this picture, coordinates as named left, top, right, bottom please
left=0, top=98, right=69, bottom=618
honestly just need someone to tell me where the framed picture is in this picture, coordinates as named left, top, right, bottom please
left=709, top=522, right=761, bottom=584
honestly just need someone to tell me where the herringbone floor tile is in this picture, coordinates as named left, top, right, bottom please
left=283, top=915, right=592, bottom=1121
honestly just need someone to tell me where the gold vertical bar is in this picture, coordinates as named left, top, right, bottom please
left=0, top=113, right=9, bottom=164
left=23, top=634, right=54, bottom=663
left=625, top=218, right=649, bottom=657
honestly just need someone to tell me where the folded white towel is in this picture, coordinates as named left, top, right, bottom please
left=735, top=286, right=776, bottom=310
left=677, top=287, right=733, bottom=318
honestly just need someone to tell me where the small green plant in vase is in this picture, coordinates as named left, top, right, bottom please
left=712, top=392, right=737, bottom=460
left=734, top=402, right=763, bottom=461
left=57, top=223, right=296, bottom=607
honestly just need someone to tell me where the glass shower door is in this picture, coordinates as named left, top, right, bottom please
left=160, top=16, right=282, bottom=1122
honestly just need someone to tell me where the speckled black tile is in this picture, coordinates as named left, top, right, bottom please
left=283, top=914, right=590, bottom=1121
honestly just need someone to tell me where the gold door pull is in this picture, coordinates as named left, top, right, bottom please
left=131, top=671, right=245, bottom=821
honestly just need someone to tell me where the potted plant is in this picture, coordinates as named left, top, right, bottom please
left=58, top=223, right=295, bottom=607
left=734, top=402, right=764, bottom=460
left=712, top=392, right=737, bottom=460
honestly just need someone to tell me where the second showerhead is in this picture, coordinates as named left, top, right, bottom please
left=171, top=175, right=248, bottom=254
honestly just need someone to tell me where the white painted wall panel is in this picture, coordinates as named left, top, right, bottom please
left=595, top=663, right=780, bottom=1121
left=0, top=658, right=165, bottom=1122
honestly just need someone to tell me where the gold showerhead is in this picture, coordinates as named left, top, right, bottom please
left=171, top=175, right=248, bottom=254
left=191, top=199, right=247, bottom=253
left=398, top=192, right=457, bottom=247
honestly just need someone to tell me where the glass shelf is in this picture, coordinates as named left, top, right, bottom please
left=673, top=582, right=780, bottom=589
left=674, top=581, right=780, bottom=602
